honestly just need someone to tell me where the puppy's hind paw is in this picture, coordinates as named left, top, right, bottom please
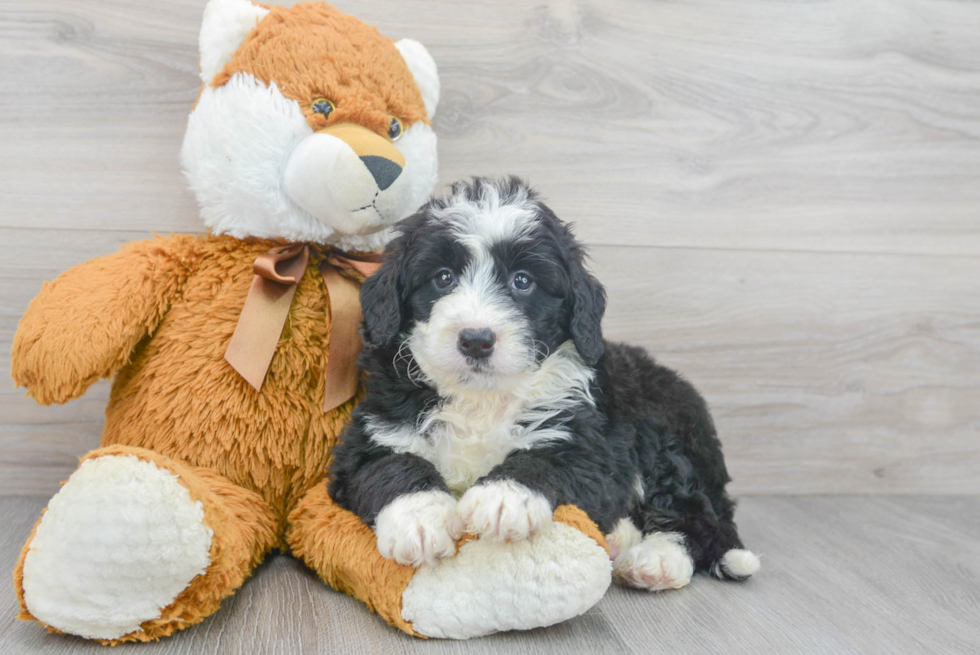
left=375, top=490, right=463, bottom=567
left=614, top=531, right=694, bottom=591
left=457, top=479, right=553, bottom=542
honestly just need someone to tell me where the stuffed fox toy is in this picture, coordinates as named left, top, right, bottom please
left=10, top=0, right=612, bottom=643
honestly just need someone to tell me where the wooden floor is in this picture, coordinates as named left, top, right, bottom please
left=2, top=0, right=979, bottom=497
left=1, top=495, right=978, bottom=654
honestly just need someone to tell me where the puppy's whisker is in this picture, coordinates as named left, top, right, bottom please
left=406, top=359, right=427, bottom=387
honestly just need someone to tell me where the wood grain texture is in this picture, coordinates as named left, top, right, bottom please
left=2, top=495, right=978, bottom=654
left=2, top=0, right=979, bottom=253
left=2, top=228, right=977, bottom=495
left=1, top=0, right=979, bottom=495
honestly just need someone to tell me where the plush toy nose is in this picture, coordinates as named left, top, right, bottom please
left=359, top=156, right=402, bottom=191
left=318, top=123, right=405, bottom=190
left=457, top=328, right=496, bottom=360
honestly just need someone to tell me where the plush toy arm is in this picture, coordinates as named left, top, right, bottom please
left=11, top=236, right=199, bottom=405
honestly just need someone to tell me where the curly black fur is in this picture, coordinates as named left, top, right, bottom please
left=330, top=177, right=751, bottom=579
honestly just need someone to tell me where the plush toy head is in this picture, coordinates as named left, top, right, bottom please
left=181, top=0, right=439, bottom=252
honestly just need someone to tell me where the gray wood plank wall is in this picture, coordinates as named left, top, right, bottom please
left=1, top=0, right=978, bottom=496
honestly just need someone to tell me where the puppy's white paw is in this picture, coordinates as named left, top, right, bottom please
left=457, top=479, right=553, bottom=542
left=614, top=531, right=694, bottom=591
left=375, top=490, right=463, bottom=567
left=605, top=517, right=643, bottom=561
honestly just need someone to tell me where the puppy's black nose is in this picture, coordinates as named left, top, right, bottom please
left=457, top=328, right=495, bottom=360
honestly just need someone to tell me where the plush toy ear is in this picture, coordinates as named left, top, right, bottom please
left=568, top=257, right=606, bottom=367
left=395, top=39, right=440, bottom=121
left=360, top=242, right=408, bottom=349
left=198, top=0, right=270, bottom=84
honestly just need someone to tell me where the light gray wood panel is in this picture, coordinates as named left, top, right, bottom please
left=0, top=230, right=150, bottom=495
left=594, top=246, right=980, bottom=495
left=2, top=495, right=978, bottom=654
left=1, top=0, right=979, bottom=255
left=1, top=228, right=978, bottom=495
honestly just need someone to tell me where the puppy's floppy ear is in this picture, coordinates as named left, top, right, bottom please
left=360, top=239, right=407, bottom=349
left=569, top=258, right=606, bottom=366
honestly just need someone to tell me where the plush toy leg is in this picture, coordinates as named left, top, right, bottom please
left=286, top=484, right=613, bottom=639
left=14, top=445, right=278, bottom=644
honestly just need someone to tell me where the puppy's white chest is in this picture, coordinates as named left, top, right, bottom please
left=426, top=398, right=523, bottom=494
left=365, top=345, right=593, bottom=496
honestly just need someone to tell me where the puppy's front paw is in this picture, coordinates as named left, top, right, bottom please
left=457, top=479, right=552, bottom=542
left=375, top=490, right=463, bottom=567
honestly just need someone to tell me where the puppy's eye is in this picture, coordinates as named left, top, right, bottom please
left=434, top=268, right=455, bottom=290
left=388, top=117, right=403, bottom=141
left=512, top=272, right=534, bottom=292
left=311, top=98, right=335, bottom=117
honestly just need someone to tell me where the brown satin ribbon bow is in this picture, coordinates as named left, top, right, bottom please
left=224, top=243, right=382, bottom=412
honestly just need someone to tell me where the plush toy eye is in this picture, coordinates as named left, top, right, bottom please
left=388, top=117, right=403, bottom=141
left=434, top=268, right=455, bottom=290
left=311, top=98, right=335, bottom=117
left=512, top=272, right=534, bottom=292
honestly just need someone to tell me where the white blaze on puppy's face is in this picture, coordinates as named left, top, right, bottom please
left=360, top=179, right=596, bottom=493
left=408, top=183, right=543, bottom=392
left=409, top=255, right=534, bottom=392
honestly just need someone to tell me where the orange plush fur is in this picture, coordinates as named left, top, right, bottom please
left=11, top=235, right=608, bottom=642
left=12, top=236, right=374, bottom=642
left=215, top=2, right=428, bottom=135
left=11, top=1, right=608, bottom=643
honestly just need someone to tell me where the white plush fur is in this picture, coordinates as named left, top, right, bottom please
left=185, top=2, right=441, bottom=252
left=366, top=342, right=593, bottom=493
left=456, top=479, right=553, bottom=541
left=401, top=521, right=612, bottom=639
left=374, top=490, right=463, bottom=567
left=720, top=548, right=762, bottom=579
left=182, top=73, right=438, bottom=251
left=198, top=0, right=269, bottom=83
left=395, top=39, right=440, bottom=120
left=21, top=455, right=213, bottom=640
left=613, top=531, right=695, bottom=591
left=182, top=74, right=321, bottom=240
left=281, top=130, right=388, bottom=234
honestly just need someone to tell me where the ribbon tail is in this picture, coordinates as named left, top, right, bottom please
left=225, top=244, right=310, bottom=392
left=225, top=276, right=301, bottom=392
left=321, top=262, right=365, bottom=412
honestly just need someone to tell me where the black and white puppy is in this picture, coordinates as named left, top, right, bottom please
left=329, top=177, right=760, bottom=591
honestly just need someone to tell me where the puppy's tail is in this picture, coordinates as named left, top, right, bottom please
left=708, top=547, right=762, bottom=581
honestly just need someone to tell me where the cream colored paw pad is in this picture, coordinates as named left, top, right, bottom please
left=22, top=455, right=213, bottom=640
left=402, top=521, right=612, bottom=639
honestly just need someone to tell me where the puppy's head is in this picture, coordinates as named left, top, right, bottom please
left=361, top=177, right=605, bottom=392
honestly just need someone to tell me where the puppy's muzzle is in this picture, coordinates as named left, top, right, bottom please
left=457, top=328, right=495, bottom=360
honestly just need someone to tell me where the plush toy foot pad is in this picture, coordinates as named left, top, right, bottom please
left=401, top=515, right=612, bottom=639
left=20, top=454, right=213, bottom=640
